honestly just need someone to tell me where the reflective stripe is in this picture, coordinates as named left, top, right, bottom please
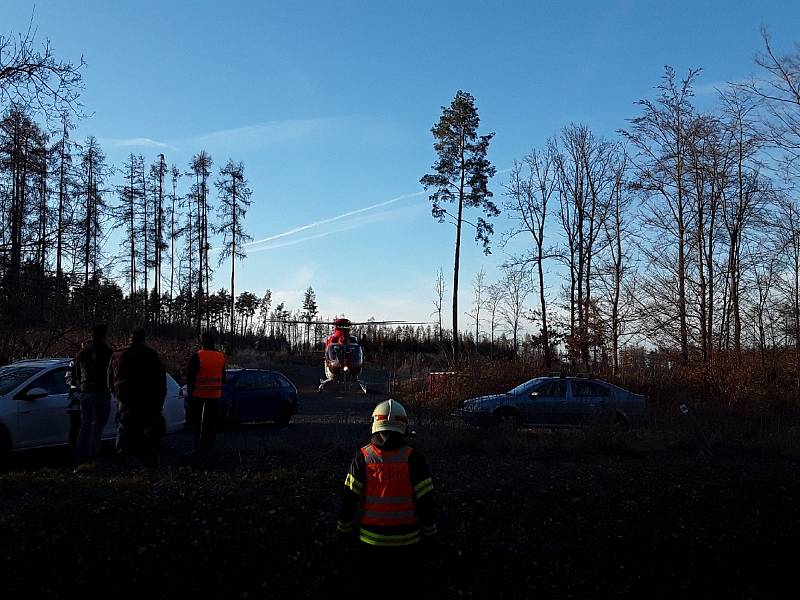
left=344, top=473, right=363, bottom=495
left=337, top=520, right=355, bottom=533
left=359, top=527, right=421, bottom=547
left=414, top=477, right=434, bottom=499
left=362, top=510, right=416, bottom=525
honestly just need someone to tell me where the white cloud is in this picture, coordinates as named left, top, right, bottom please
left=245, top=190, right=426, bottom=251
left=694, top=78, right=751, bottom=97
left=183, top=117, right=344, bottom=152
left=100, top=137, right=172, bottom=149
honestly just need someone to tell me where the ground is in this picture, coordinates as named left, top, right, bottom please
left=1, top=364, right=798, bottom=598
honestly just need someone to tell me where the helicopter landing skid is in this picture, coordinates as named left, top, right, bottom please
left=318, top=378, right=368, bottom=394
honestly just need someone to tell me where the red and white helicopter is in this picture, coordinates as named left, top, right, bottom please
left=320, top=318, right=366, bottom=392
left=265, top=315, right=421, bottom=393
left=316, top=317, right=421, bottom=393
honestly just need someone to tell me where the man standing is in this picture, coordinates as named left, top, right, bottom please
left=72, top=323, right=114, bottom=469
left=336, top=399, right=437, bottom=590
left=107, top=329, right=167, bottom=467
left=186, top=331, right=225, bottom=452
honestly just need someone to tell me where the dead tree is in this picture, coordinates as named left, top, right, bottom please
left=215, top=159, right=252, bottom=337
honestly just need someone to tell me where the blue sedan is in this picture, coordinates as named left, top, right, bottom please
left=461, top=376, right=647, bottom=429
left=185, top=369, right=299, bottom=427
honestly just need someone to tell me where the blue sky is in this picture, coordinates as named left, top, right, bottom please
left=6, top=1, right=800, bottom=329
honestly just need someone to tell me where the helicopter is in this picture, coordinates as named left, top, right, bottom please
left=262, top=315, right=423, bottom=393
left=320, top=318, right=366, bottom=393
left=318, top=317, right=424, bottom=393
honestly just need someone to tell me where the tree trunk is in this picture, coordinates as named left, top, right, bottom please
left=452, top=135, right=466, bottom=363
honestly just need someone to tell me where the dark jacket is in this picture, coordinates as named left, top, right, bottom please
left=337, top=431, right=437, bottom=545
left=107, top=341, right=167, bottom=408
left=71, top=341, right=114, bottom=394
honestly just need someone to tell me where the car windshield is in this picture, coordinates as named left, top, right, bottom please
left=508, top=378, right=544, bottom=395
left=0, top=366, right=45, bottom=395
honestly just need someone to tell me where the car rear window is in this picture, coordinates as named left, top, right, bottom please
left=572, top=381, right=612, bottom=397
left=0, top=366, right=45, bottom=395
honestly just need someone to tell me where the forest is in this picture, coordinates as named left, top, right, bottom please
left=2, top=22, right=800, bottom=416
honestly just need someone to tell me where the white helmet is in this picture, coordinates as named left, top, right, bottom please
left=371, top=399, right=408, bottom=435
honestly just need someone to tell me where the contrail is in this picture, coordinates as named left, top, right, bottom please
left=245, top=190, right=426, bottom=248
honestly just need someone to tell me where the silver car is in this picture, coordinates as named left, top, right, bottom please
left=461, top=376, right=647, bottom=429
left=0, top=358, right=186, bottom=461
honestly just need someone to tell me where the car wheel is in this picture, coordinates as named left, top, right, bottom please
left=0, top=425, right=12, bottom=469
left=615, top=411, right=631, bottom=432
left=491, top=408, right=521, bottom=429
left=274, top=409, right=291, bottom=426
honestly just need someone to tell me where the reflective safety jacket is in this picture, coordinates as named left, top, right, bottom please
left=188, top=349, right=225, bottom=399
left=337, top=431, right=437, bottom=547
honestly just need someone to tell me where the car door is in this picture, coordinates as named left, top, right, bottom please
left=233, top=371, right=266, bottom=423
left=256, top=372, right=283, bottom=419
left=565, top=380, right=611, bottom=425
left=520, top=379, right=568, bottom=425
left=15, top=366, right=71, bottom=448
left=162, top=374, right=183, bottom=433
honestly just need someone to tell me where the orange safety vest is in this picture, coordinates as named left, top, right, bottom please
left=193, top=349, right=224, bottom=399
left=359, top=444, right=418, bottom=527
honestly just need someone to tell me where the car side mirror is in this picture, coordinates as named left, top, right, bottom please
left=23, top=387, right=49, bottom=400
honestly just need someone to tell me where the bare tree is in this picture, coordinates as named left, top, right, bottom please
left=53, top=112, right=75, bottom=281
left=599, top=147, right=636, bottom=375
left=257, top=289, right=272, bottom=337
left=504, top=145, right=558, bottom=365
left=773, top=196, right=800, bottom=394
left=215, top=159, right=252, bottom=337
left=0, top=17, right=84, bottom=119
left=432, top=267, right=446, bottom=343
left=168, top=164, right=181, bottom=317
left=749, top=28, right=800, bottom=179
left=466, top=267, right=488, bottom=348
left=116, top=154, right=143, bottom=315
left=498, top=264, right=533, bottom=355
left=151, top=154, right=167, bottom=325
left=552, top=124, right=613, bottom=366
left=485, top=283, right=503, bottom=352
left=623, top=67, right=701, bottom=363
left=189, top=151, right=213, bottom=331
left=717, top=88, right=767, bottom=358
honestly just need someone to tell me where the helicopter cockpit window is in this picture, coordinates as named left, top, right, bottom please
left=345, top=344, right=363, bottom=361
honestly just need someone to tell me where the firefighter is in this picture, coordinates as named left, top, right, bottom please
left=107, top=329, right=167, bottom=467
left=186, top=331, right=226, bottom=452
left=336, top=399, right=437, bottom=586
